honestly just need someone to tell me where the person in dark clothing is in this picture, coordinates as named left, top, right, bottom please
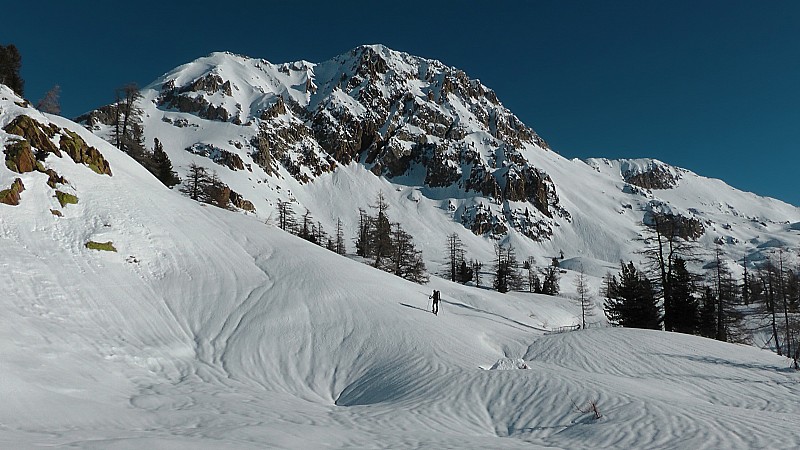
left=430, top=290, right=440, bottom=315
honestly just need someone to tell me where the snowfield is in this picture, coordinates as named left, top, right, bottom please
left=2, top=89, right=800, bottom=448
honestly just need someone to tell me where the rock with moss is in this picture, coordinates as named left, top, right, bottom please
left=59, top=130, right=112, bottom=176
left=0, top=178, right=25, bottom=205
left=3, top=115, right=61, bottom=156
left=54, top=190, right=78, bottom=207
left=85, top=241, right=117, bottom=252
left=3, top=139, right=37, bottom=173
left=45, top=168, right=67, bottom=188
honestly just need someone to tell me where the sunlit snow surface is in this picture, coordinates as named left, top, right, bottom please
left=2, top=88, right=800, bottom=448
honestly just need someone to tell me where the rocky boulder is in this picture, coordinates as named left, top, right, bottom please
left=0, top=178, right=24, bottom=205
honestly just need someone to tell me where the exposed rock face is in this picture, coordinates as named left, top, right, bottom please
left=158, top=73, right=235, bottom=122
left=74, top=104, right=117, bottom=128
left=55, top=190, right=78, bottom=207
left=187, top=143, right=245, bottom=171
left=0, top=178, right=24, bottom=205
left=229, top=190, right=256, bottom=212
left=644, top=211, right=705, bottom=240
left=81, top=46, right=566, bottom=240
left=624, top=163, right=680, bottom=190
left=4, top=115, right=111, bottom=176
left=4, top=140, right=38, bottom=173
left=59, top=130, right=113, bottom=175
left=4, top=115, right=60, bottom=155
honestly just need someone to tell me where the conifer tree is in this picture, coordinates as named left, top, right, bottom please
left=277, top=200, right=295, bottom=232
left=542, top=266, right=560, bottom=296
left=493, top=244, right=519, bottom=293
left=355, top=208, right=371, bottom=257
left=152, top=138, right=180, bottom=187
left=669, top=257, right=699, bottom=334
left=709, top=246, right=746, bottom=343
left=698, top=286, right=717, bottom=338
left=0, top=44, right=24, bottom=96
left=639, top=212, right=699, bottom=332
left=335, top=218, right=346, bottom=255
left=603, top=261, right=662, bottom=329
left=180, top=163, right=212, bottom=202
left=370, top=192, right=392, bottom=268
left=445, top=233, right=465, bottom=282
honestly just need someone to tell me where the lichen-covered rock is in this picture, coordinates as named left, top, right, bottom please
left=55, top=190, right=78, bottom=207
left=4, top=115, right=111, bottom=176
left=0, top=178, right=25, bottom=205
left=85, top=241, right=117, bottom=252
left=45, top=168, right=67, bottom=188
left=59, top=130, right=113, bottom=175
left=74, top=104, right=117, bottom=128
left=4, top=139, right=37, bottom=173
left=3, top=115, right=60, bottom=156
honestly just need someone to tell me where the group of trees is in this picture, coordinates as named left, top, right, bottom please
left=0, top=44, right=24, bottom=96
left=745, top=250, right=800, bottom=368
left=179, top=163, right=231, bottom=208
left=1, top=44, right=60, bottom=114
left=603, top=213, right=746, bottom=339
left=444, top=233, right=475, bottom=284
left=0, top=44, right=179, bottom=189
left=109, top=84, right=178, bottom=188
left=601, top=212, right=799, bottom=368
left=275, top=199, right=348, bottom=257
left=354, top=193, right=428, bottom=283
left=489, top=245, right=560, bottom=296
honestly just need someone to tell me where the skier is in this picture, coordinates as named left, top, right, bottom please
left=430, top=289, right=440, bottom=315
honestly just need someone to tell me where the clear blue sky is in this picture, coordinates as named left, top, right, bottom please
left=4, top=1, right=800, bottom=205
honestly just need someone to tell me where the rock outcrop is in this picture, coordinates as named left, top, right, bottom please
left=0, top=178, right=24, bottom=205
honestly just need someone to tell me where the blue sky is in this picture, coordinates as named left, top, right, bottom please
left=4, top=1, right=799, bottom=205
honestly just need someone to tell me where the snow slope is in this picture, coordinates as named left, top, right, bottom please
left=77, top=46, right=800, bottom=277
left=3, top=87, right=800, bottom=448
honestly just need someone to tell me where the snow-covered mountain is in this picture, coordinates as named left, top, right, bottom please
left=77, top=44, right=800, bottom=273
left=3, top=84, right=800, bottom=448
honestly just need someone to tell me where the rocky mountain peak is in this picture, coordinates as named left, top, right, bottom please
left=79, top=45, right=570, bottom=240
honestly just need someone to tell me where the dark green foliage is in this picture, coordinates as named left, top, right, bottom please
left=603, top=261, right=662, bottom=329
left=457, top=259, right=473, bottom=283
left=370, top=192, right=392, bottom=268
left=493, top=244, right=521, bottom=293
left=698, top=286, right=717, bottom=338
left=0, top=44, right=24, bottom=96
left=542, top=266, right=560, bottom=296
left=152, top=138, right=180, bottom=187
left=669, top=257, right=699, bottom=334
